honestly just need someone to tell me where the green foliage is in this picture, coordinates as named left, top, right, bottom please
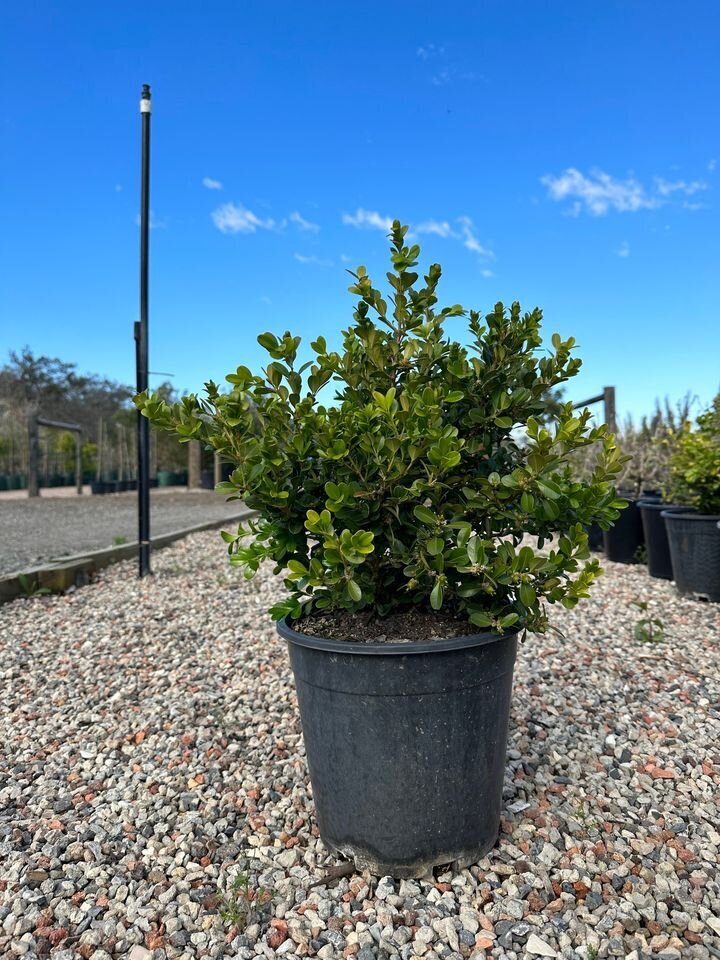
left=569, top=395, right=694, bottom=495
left=663, top=395, right=720, bottom=514
left=136, top=222, right=627, bottom=634
left=17, top=574, right=52, bottom=598
left=218, top=871, right=272, bottom=930
left=632, top=600, right=664, bottom=643
left=112, top=535, right=128, bottom=546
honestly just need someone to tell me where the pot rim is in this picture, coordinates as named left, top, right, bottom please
left=661, top=510, right=720, bottom=522
left=638, top=501, right=686, bottom=511
left=277, top=615, right=518, bottom=656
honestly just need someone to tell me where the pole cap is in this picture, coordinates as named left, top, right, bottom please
left=140, top=84, right=152, bottom=113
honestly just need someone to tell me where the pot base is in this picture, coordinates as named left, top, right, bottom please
left=324, top=832, right=498, bottom=879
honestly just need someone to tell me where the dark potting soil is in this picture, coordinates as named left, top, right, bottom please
left=295, top=609, right=478, bottom=644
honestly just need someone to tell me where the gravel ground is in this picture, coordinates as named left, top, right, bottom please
left=0, top=491, right=245, bottom=575
left=1, top=530, right=719, bottom=960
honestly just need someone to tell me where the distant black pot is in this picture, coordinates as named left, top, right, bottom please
left=91, top=480, right=109, bottom=495
left=663, top=512, right=720, bottom=602
left=200, top=469, right=214, bottom=490
left=603, top=498, right=644, bottom=563
left=586, top=522, right=604, bottom=552
left=278, top=617, right=518, bottom=877
left=638, top=501, right=687, bottom=579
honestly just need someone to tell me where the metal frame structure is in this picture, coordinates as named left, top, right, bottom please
left=572, top=385, right=616, bottom=433
left=27, top=416, right=83, bottom=497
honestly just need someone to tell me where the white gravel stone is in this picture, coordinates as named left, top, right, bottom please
left=0, top=530, right=718, bottom=959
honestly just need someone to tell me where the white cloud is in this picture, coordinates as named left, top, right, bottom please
left=480, top=268, right=494, bottom=278
left=136, top=210, right=166, bottom=229
left=342, top=208, right=394, bottom=232
left=456, top=216, right=494, bottom=257
left=295, top=253, right=334, bottom=267
left=260, top=295, right=272, bottom=304
left=615, top=240, right=630, bottom=257
left=115, top=184, right=122, bottom=192
left=340, top=254, right=352, bottom=262
left=414, top=219, right=453, bottom=238
left=430, top=67, right=476, bottom=87
left=543, top=167, right=711, bottom=216
left=708, top=159, right=716, bottom=173
left=290, top=211, right=320, bottom=232
left=212, top=203, right=276, bottom=234
left=202, top=177, right=223, bottom=190
left=541, top=168, right=658, bottom=216
left=654, top=177, right=707, bottom=197
left=343, top=212, right=494, bottom=260
left=417, top=43, right=445, bottom=60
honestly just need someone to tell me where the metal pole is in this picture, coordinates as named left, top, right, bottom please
left=137, top=83, right=152, bottom=576
left=28, top=415, right=39, bottom=498
left=603, top=386, right=617, bottom=435
left=75, top=433, right=83, bottom=495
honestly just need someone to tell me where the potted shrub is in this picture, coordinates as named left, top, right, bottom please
left=599, top=402, right=688, bottom=567
left=662, top=396, right=720, bottom=601
left=136, top=222, right=626, bottom=876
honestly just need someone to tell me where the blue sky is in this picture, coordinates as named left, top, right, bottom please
left=1, top=1, right=718, bottom=422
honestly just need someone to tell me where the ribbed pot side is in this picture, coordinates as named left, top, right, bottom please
left=603, top=498, right=644, bottom=564
left=278, top=618, right=518, bottom=878
left=663, top=512, right=720, bottom=602
left=638, top=502, right=686, bottom=580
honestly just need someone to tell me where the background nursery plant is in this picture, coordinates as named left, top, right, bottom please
left=136, top=221, right=626, bottom=636
left=663, top=394, right=720, bottom=514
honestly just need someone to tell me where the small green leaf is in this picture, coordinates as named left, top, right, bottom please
left=426, top=537, right=444, bottom=556
left=469, top=611, right=493, bottom=627
left=430, top=580, right=443, bottom=610
left=519, top=583, right=536, bottom=606
left=257, top=332, right=279, bottom=351
left=499, top=613, right=520, bottom=628
left=413, top=505, right=437, bottom=525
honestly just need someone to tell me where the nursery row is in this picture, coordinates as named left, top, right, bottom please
left=591, top=495, right=720, bottom=603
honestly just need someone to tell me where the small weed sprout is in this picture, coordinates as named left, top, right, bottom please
left=633, top=600, right=664, bottom=643
left=571, top=800, right=599, bottom=832
left=112, top=535, right=128, bottom=546
left=17, top=574, right=51, bottom=598
left=218, top=871, right=273, bottom=930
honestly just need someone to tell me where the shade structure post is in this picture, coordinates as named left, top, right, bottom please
left=137, top=83, right=152, bottom=577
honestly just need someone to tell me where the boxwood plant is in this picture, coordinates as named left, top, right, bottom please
left=136, top=222, right=626, bottom=635
left=663, top=395, right=720, bottom=514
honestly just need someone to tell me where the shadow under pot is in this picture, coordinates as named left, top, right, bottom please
left=638, top=501, right=687, bottom=580
left=662, top=511, right=720, bottom=602
left=278, top=617, right=518, bottom=878
left=603, top=498, right=644, bottom=563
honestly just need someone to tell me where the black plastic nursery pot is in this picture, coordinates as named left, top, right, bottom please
left=586, top=522, right=604, bottom=552
left=639, top=502, right=687, bottom=580
left=91, top=480, right=108, bottom=495
left=663, top=512, right=720, bottom=602
left=278, top=617, right=518, bottom=878
left=603, top=498, right=644, bottom=563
